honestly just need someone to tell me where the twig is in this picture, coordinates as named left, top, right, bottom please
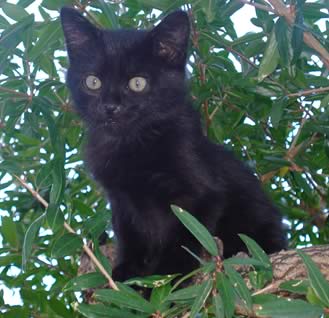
left=238, top=0, right=277, bottom=13
left=265, top=0, right=329, bottom=69
left=287, top=86, right=329, bottom=98
left=13, top=175, right=119, bottom=291
left=0, top=86, right=31, bottom=100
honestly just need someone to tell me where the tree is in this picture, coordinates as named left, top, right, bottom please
left=0, top=0, right=328, bottom=317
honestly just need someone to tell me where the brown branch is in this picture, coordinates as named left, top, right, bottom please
left=265, top=0, right=329, bottom=69
left=287, top=86, right=329, bottom=98
left=13, top=175, right=119, bottom=291
left=0, top=86, right=31, bottom=100
left=238, top=0, right=277, bottom=13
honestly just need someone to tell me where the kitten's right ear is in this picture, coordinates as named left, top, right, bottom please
left=60, top=7, right=99, bottom=62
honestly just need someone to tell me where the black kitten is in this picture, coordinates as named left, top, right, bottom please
left=61, top=8, right=286, bottom=282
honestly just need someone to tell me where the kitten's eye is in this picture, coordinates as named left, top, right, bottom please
left=85, top=75, right=102, bottom=90
left=128, top=77, right=147, bottom=92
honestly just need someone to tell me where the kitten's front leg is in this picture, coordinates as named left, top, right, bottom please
left=110, top=192, right=152, bottom=282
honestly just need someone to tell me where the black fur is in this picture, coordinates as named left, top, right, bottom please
left=61, top=8, right=287, bottom=282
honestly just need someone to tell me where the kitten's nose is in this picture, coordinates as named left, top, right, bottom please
left=105, top=104, right=121, bottom=114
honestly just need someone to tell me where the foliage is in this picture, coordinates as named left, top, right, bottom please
left=0, top=0, right=328, bottom=317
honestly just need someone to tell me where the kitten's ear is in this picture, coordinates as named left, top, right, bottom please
left=151, top=11, right=190, bottom=66
left=60, top=7, right=99, bottom=62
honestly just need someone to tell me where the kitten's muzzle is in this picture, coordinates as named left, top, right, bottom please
left=104, top=104, right=121, bottom=115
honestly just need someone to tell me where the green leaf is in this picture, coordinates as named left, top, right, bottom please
left=171, top=205, right=218, bottom=256
left=22, top=213, right=46, bottom=270
left=94, top=289, right=155, bottom=314
left=216, top=272, right=235, bottom=318
left=77, top=303, right=147, bottom=318
left=1, top=216, right=19, bottom=248
left=46, top=203, right=64, bottom=232
left=255, top=298, right=323, bottom=318
left=213, top=294, right=225, bottom=318
left=64, top=273, right=107, bottom=292
left=224, top=265, right=252, bottom=310
left=1, top=3, right=29, bottom=21
left=258, top=30, right=280, bottom=81
left=298, top=251, right=329, bottom=307
left=49, top=158, right=65, bottom=205
left=41, top=0, right=72, bottom=10
left=275, top=17, right=291, bottom=68
left=280, top=280, right=309, bottom=295
left=95, top=0, right=119, bottom=28
left=291, top=0, right=304, bottom=64
left=270, top=97, right=287, bottom=128
left=0, top=14, right=34, bottom=49
left=190, top=280, right=213, bottom=317
left=238, top=234, right=272, bottom=270
left=166, top=284, right=204, bottom=302
left=51, top=233, right=82, bottom=258
left=126, top=274, right=177, bottom=288
left=29, top=20, right=62, bottom=60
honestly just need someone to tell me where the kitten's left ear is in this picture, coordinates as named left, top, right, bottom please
left=60, top=7, right=100, bottom=63
left=151, top=11, right=190, bottom=67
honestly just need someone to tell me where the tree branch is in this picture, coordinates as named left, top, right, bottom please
left=265, top=0, right=329, bottom=69
left=13, top=175, right=119, bottom=291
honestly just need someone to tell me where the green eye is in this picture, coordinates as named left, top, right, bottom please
left=128, top=77, right=147, bottom=92
left=85, top=75, right=102, bottom=90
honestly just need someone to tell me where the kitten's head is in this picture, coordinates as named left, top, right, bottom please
left=61, top=8, right=190, bottom=136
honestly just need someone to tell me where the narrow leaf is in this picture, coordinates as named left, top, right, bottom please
left=46, top=203, right=64, bottom=232
left=258, top=30, right=280, bottom=81
left=64, top=273, right=107, bottom=292
left=190, top=280, right=213, bottom=317
left=298, top=251, right=329, bottom=307
left=94, top=289, right=155, bottom=314
left=255, top=298, right=323, bottom=318
left=238, top=234, right=271, bottom=269
left=22, top=213, right=45, bottom=270
left=216, top=272, right=235, bottom=318
left=171, top=205, right=218, bottom=256
left=224, top=265, right=252, bottom=310
left=51, top=233, right=82, bottom=258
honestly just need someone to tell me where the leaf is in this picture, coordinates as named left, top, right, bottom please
left=51, top=233, right=82, bottom=258
left=1, top=3, right=29, bottom=21
left=258, top=30, right=280, bottom=81
left=201, top=0, right=216, bottom=23
left=280, top=280, right=309, bottom=294
left=190, top=280, right=213, bottom=317
left=29, top=20, right=62, bottom=60
left=64, top=273, right=107, bottom=292
left=238, top=234, right=272, bottom=270
left=216, top=272, right=235, bottom=318
left=213, top=294, right=225, bottom=318
left=95, top=0, right=119, bottom=28
left=224, top=265, right=252, bottom=310
left=270, top=97, right=287, bottom=128
left=22, top=213, right=46, bottom=270
left=0, top=14, right=34, bottom=49
left=126, top=274, right=177, bottom=288
left=77, top=303, right=146, bottom=318
left=49, top=158, right=65, bottom=205
left=171, top=205, right=218, bottom=256
left=166, top=284, right=204, bottom=302
left=255, top=298, right=323, bottom=318
left=291, top=0, right=304, bottom=64
left=46, top=203, right=64, bottom=232
left=274, top=17, right=291, bottom=68
left=94, top=289, right=155, bottom=314
left=298, top=251, right=329, bottom=307
left=1, top=216, right=19, bottom=248
left=41, top=0, right=72, bottom=10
